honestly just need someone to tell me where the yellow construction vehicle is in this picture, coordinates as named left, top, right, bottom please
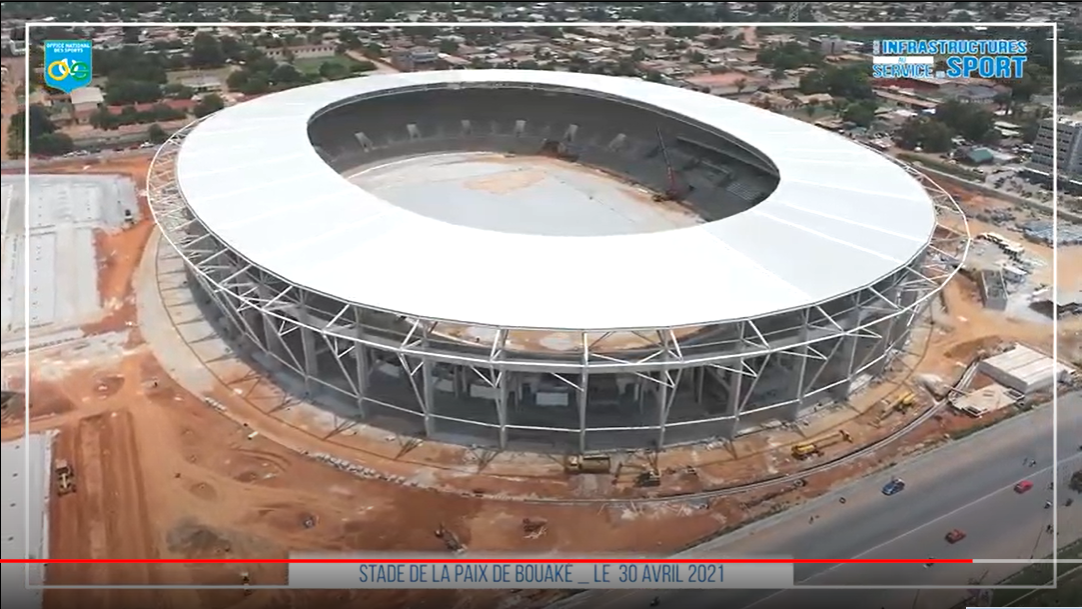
left=564, top=454, right=612, bottom=474
left=894, top=391, right=916, bottom=412
left=55, top=459, right=75, bottom=495
left=791, top=430, right=853, bottom=460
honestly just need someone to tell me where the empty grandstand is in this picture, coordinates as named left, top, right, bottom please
left=148, top=70, right=968, bottom=452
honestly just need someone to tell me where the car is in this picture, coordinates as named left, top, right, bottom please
left=946, top=529, right=966, bottom=543
left=882, top=478, right=906, bottom=495
left=1014, top=480, right=1033, bottom=493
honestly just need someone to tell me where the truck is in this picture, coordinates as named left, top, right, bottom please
left=564, top=454, right=612, bottom=474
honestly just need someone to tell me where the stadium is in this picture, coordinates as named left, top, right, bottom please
left=147, top=70, right=967, bottom=452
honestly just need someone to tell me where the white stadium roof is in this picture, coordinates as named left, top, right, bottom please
left=175, top=70, right=937, bottom=331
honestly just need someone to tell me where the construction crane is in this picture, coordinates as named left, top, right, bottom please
left=652, top=128, right=686, bottom=202
left=787, top=2, right=808, bottom=21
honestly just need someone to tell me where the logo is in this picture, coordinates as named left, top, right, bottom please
left=871, top=39, right=1027, bottom=80
left=43, top=40, right=93, bottom=93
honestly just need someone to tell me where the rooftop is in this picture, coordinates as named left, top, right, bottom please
left=1, top=434, right=51, bottom=609
left=173, top=70, right=937, bottom=330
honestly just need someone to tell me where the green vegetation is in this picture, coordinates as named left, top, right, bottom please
left=89, top=103, right=186, bottom=131
left=7, top=105, right=74, bottom=158
left=291, top=54, right=376, bottom=80
left=896, top=152, right=984, bottom=182
left=193, top=93, right=226, bottom=118
left=798, top=64, right=874, bottom=100
left=757, top=41, right=823, bottom=71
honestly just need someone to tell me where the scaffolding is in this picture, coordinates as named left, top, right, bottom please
left=147, top=120, right=969, bottom=453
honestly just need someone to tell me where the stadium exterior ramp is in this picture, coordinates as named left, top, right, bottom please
left=148, top=70, right=969, bottom=452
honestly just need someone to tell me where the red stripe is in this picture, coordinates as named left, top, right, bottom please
left=0, top=559, right=974, bottom=564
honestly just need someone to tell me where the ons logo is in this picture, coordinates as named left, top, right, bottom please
left=43, top=40, right=93, bottom=93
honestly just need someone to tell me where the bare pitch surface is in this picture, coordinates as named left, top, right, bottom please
left=347, top=152, right=704, bottom=237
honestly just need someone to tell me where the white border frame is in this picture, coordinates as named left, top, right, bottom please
left=19, top=20, right=1059, bottom=595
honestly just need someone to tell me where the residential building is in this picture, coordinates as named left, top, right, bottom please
left=178, top=74, right=222, bottom=93
left=390, top=47, right=441, bottom=72
left=817, top=37, right=846, bottom=56
left=263, top=44, right=337, bottom=61
left=1028, top=116, right=1082, bottom=180
left=69, top=86, right=104, bottom=124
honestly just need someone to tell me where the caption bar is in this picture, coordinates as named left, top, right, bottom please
left=288, top=555, right=794, bottom=589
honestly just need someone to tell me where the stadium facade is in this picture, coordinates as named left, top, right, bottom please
left=148, top=70, right=968, bottom=452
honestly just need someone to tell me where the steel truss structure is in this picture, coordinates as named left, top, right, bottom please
left=148, top=120, right=970, bottom=453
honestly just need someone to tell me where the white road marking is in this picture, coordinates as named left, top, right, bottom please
left=742, top=453, right=1082, bottom=608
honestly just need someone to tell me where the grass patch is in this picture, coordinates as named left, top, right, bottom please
left=291, top=54, right=359, bottom=75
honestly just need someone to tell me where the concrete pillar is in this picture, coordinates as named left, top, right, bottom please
left=297, top=309, right=319, bottom=396
left=577, top=371, right=589, bottom=453
left=256, top=285, right=285, bottom=360
left=496, top=372, right=509, bottom=449
left=656, top=372, right=669, bottom=448
left=420, top=358, right=436, bottom=438
left=353, top=345, right=369, bottom=418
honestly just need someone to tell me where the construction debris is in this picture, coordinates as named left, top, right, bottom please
left=522, top=517, right=548, bottom=539
left=435, top=523, right=466, bottom=553
left=55, top=458, right=75, bottom=495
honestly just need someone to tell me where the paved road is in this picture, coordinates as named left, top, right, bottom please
left=555, top=393, right=1080, bottom=609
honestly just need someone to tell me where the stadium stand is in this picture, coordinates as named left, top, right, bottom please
left=308, top=86, right=781, bottom=222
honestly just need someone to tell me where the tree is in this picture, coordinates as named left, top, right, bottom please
left=163, top=83, right=195, bottom=100
left=842, top=101, right=878, bottom=127
left=193, top=94, right=225, bottom=118
left=799, top=65, right=874, bottom=100
left=31, top=132, right=74, bottom=156
left=935, top=100, right=997, bottom=143
left=350, top=60, right=377, bottom=73
left=104, top=80, right=163, bottom=105
left=896, top=116, right=953, bottom=153
left=147, top=123, right=169, bottom=144
left=804, top=104, right=817, bottom=118
left=318, top=61, right=349, bottom=80
left=438, top=39, right=459, bottom=54
left=631, top=47, right=646, bottom=62
left=226, top=69, right=251, bottom=91
left=735, top=78, right=747, bottom=93
left=190, top=32, right=225, bottom=68
left=219, top=36, right=246, bottom=63
left=270, top=64, right=302, bottom=85
left=8, top=105, right=74, bottom=157
left=757, top=42, right=822, bottom=71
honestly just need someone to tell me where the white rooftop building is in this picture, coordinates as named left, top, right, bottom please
left=978, top=345, right=1070, bottom=394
